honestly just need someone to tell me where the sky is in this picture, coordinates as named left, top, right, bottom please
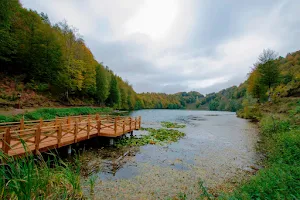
left=21, top=0, right=300, bottom=94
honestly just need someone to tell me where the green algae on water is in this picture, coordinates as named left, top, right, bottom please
left=116, top=128, right=185, bottom=147
left=161, top=121, right=186, bottom=128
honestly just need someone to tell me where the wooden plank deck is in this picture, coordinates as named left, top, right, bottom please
left=0, top=115, right=141, bottom=156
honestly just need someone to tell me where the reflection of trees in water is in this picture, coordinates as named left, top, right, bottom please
left=176, top=115, right=206, bottom=127
left=80, top=146, right=140, bottom=177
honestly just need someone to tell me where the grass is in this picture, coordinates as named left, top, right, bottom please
left=0, top=107, right=113, bottom=123
left=161, top=121, right=186, bottom=128
left=226, top=103, right=300, bottom=199
left=0, top=151, right=83, bottom=199
left=116, top=128, right=185, bottom=147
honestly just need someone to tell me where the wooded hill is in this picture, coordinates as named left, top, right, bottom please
left=0, top=1, right=180, bottom=110
left=0, top=1, right=136, bottom=109
left=1, top=1, right=299, bottom=112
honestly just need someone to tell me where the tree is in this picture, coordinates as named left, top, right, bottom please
left=247, top=69, right=266, bottom=102
left=95, top=64, right=109, bottom=105
left=0, top=0, right=20, bottom=68
left=120, top=86, right=128, bottom=110
left=257, top=49, right=280, bottom=101
left=106, top=74, right=120, bottom=108
left=258, top=60, right=279, bottom=90
left=127, top=90, right=135, bottom=110
left=258, top=49, right=278, bottom=64
left=209, top=100, right=219, bottom=111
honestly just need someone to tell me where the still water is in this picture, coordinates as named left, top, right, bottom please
left=81, top=110, right=260, bottom=199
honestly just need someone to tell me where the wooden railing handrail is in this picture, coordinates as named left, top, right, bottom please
left=0, top=115, right=130, bottom=127
left=0, top=114, right=142, bottom=156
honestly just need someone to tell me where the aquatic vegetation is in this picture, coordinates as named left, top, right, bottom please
left=167, top=180, right=213, bottom=200
left=0, top=152, right=83, bottom=199
left=116, top=128, right=185, bottom=147
left=161, top=121, right=186, bottom=128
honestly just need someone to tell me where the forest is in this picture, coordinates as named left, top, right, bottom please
left=0, top=1, right=213, bottom=111
left=1, top=1, right=299, bottom=113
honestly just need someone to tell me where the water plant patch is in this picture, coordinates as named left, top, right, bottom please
left=116, top=128, right=185, bottom=147
left=161, top=121, right=186, bottom=128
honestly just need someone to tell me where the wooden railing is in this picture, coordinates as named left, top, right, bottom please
left=0, top=114, right=141, bottom=156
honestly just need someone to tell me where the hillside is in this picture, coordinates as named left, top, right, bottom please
left=0, top=1, right=184, bottom=111
left=1, top=2, right=299, bottom=114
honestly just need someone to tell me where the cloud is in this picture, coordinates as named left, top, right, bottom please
left=21, top=0, right=300, bottom=94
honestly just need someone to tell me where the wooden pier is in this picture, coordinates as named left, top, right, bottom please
left=0, top=115, right=141, bottom=156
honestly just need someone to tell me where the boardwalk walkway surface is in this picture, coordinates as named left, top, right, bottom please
left=0, top=115, right=141, bottom=156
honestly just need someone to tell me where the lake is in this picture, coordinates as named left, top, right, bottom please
left=80, top=109, right=260, bottom=199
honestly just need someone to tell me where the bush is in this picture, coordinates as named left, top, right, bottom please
left=260, top=116, right=291, bottom=136
left=25, top=81, right=49, bottom=92
left=268, top=129, right=300, bottom=165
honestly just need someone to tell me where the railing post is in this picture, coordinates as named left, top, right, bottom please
left=97, top=120, right=101, bottom=136
left=96, top=114, right=99, bottom=121
left=79, top=115, right=82, bottom=122
left=129, top=117, right=132, bottom=131
left=3, top=128, right=11, bottom=154
left=135, top=117, right=137, bottom=129
left=139, top=116, right=141, bottom=129
left=20, top=117, right=24, bottom=131
left=39, top=118, right=43, bottom=127
left=57, top=123, right=62, bottom=148
left=74, top=120, right=78, bottom=143
left=67, top=116, right=71, bottom=129
left=35, top=125, right=41, bottom=154
left=123, top=119, right=125, bottom=133
left=114, top=117, right=118, bottom=135
left=87, top=118, right=90, bottom=139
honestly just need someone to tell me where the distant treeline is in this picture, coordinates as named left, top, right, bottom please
left=197, top=49, right=300, bottom=113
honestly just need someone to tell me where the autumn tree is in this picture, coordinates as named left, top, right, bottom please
left=247, top=69, right=266, bottom=102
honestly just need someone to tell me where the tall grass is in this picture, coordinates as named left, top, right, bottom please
left=227, top=113, right=300, bottom=199
left=0, top=107, right=113, bottom=122
left=0, top=151, right=83, bottom=199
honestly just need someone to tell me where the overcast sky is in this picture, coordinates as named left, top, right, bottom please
left=21, top=0, right=300, bottom=94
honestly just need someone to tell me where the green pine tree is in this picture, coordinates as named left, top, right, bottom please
left=95, top=64, right=109, bottom=105
left=106, top=74, right=120, bottom=108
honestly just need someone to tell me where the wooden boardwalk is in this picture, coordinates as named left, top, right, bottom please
left=0, top=115, right=141, bottom=156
